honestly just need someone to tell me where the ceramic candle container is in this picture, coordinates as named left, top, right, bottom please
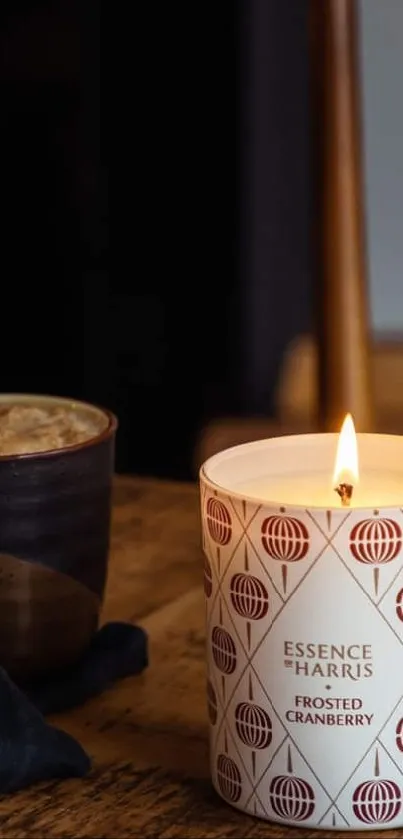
left=200, top=432, right=403, bottom=830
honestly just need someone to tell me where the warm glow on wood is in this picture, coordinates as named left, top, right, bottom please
left=332, top=413, right=359, bottom=488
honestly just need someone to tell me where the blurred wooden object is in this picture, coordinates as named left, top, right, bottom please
left=278, top=335, right=403, bottom=431
left=311, top=0, right=374, bottom=432
left=195, top=336, right=403, bottom=468
left=196, top=0, right=403, bottom=471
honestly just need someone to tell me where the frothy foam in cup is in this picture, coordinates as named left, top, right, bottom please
left=0, top=401, right=108, bottom=455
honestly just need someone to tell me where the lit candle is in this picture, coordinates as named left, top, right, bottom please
left=332, top=413, right=359, bottom=506
left=216, top=416, right=403, bottom=509
left=200, top=424, right=403, bottom=830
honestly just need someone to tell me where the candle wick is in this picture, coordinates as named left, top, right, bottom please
left=334, top=482, right=354, bottom=507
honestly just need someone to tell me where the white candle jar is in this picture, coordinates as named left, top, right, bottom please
left=200, top=433, right=403, bottom=830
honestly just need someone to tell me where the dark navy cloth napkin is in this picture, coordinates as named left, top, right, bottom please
left=0, top=622, right=148, bottom=794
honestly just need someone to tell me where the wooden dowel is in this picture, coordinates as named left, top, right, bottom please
left=310, top=0, right=374, bottom=432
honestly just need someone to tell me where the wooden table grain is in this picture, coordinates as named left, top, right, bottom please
left=0, top=476, right=399, bottom=838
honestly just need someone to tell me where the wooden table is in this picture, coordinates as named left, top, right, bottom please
left=0, top=476, right=400, bottom=838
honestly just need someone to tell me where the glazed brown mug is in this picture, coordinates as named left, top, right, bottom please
left=0, top=393, right=117, bottom=683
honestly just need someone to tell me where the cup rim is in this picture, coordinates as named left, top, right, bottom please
left=0, top=393, right=118, bottom=462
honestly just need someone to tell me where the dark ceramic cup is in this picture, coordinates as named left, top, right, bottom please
left=0, top=394, right=117, bottom=683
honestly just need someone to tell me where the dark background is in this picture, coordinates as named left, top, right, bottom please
left=0, top=1, right=312, bottom=481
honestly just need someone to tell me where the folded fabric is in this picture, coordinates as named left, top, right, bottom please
left=0, top=622, right=148, bottom=794
left=0, top=666, right=90, bottom=793
left=28, top=622, right=148, bottom=715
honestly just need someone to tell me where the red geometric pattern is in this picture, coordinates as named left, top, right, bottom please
left=216, top=753, right=242, bottom=802
left=269, top=774, right=315, bottom=822
left=200, top=475, right=403, bottom=828
left=396, top=718, right=403, bottom=753
left=396, top=587, right=403, bottom=623
left=206, top=497, right=232, bottom=545
left=229, top=573, right=269, bottom=620
left=352, top=779, right=401, bottom=824
left=211, top=626, right=237, bottom=675
left=235, top=701, right=272, bottom=749
left=204, top=557, right=213, bottom=598
left=350, top=518, right=402, bottom=565
left=261, top=515, right=309, bottom=562
left=207, top=679, right=218, bottom=725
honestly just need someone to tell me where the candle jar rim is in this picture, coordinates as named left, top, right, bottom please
left=200, top=432, right=403, bottom=512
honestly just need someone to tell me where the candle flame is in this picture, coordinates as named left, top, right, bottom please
left=332, top=413, right=359, bottom=488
